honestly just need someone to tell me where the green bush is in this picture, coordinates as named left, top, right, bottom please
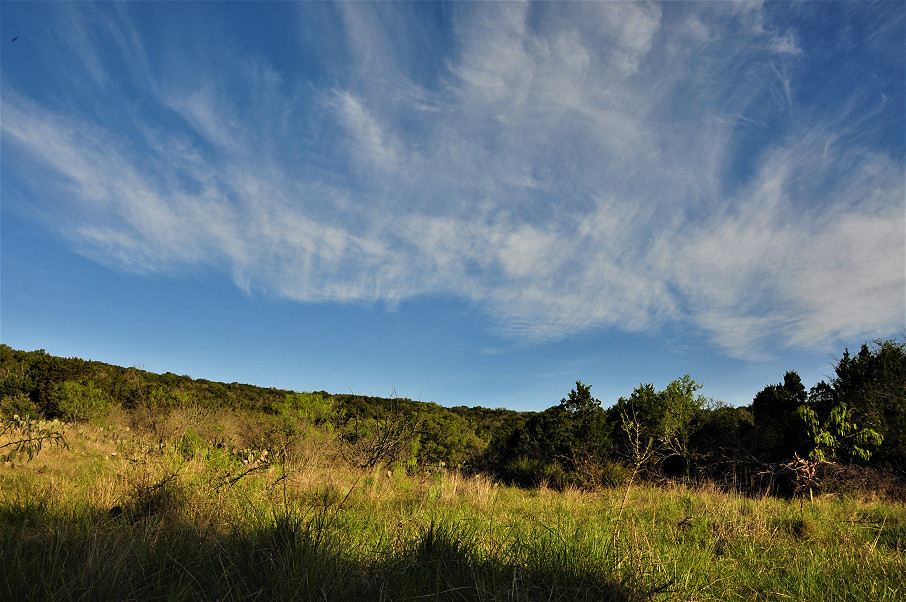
left=55, top=381, right=111, bottom=422
left=0, top=392, right=40, bottom=420
left=178, top=428, right=208, bottom=460
left=276, top=392, right=339, bottom=428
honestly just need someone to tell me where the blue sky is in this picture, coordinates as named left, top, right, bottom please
left=2, top=1, right=903, bottom=411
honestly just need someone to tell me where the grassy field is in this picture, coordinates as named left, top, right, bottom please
left=1, top=411, right=904, bottom=601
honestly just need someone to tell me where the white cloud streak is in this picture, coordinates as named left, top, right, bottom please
left=2, top=1, right=903, bottom=358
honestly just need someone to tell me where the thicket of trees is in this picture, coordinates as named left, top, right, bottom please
left=478, top=337, right=906, bottom=495
left=2, top=338, right=904, bottom=496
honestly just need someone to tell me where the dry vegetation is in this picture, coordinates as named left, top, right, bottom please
left=2, top=408, right=904, bottom=602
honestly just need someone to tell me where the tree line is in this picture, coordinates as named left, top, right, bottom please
left=1, top=338, right=904, bottom=496
left=483, top=338, right=905, bottom=495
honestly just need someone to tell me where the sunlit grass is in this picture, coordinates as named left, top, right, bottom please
left=2, top=415, right=904, bottom=601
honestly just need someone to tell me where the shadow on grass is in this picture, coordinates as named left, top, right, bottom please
left=0, top=499, right=643, bottom=601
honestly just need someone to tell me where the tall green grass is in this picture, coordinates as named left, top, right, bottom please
left=1, top=413, right=903, bottom=600
left=0, top=485, right=639, bottom=600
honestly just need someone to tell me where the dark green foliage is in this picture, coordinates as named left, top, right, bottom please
left=561, top=380, right=599, bottom=413
left=491, top=382, right=614, bottom=487
left=751, top=371, right=809, bottom=461
left=807, top=339, right=906, bottom=472
left=415, top=405, right=484, bottom=466
left=0, top=346, right=93, bottom=417
left=0, top=391, right=40, bottom=420
left=329, top=394, right=522, bottom=468
left=3, top=337, right=905, bottom=494
left=689, top=402, right=757, bottom=487
left=0, top=344, right=528, bottom=474
left=612, top=376, right=703, bottom=479
left=0, top=344, right=298, bottom=415
left=450, top=405, right=530, bottom=448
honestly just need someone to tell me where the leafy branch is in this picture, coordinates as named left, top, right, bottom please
left=798, top=403, right=883, bottom=463
left=1, top=415, right=68, bottom=463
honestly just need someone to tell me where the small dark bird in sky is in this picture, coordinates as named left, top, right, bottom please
left=11, top=37, right=18, bottom=43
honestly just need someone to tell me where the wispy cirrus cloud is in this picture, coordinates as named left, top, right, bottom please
left=2, top=1, right=902, bottom=359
